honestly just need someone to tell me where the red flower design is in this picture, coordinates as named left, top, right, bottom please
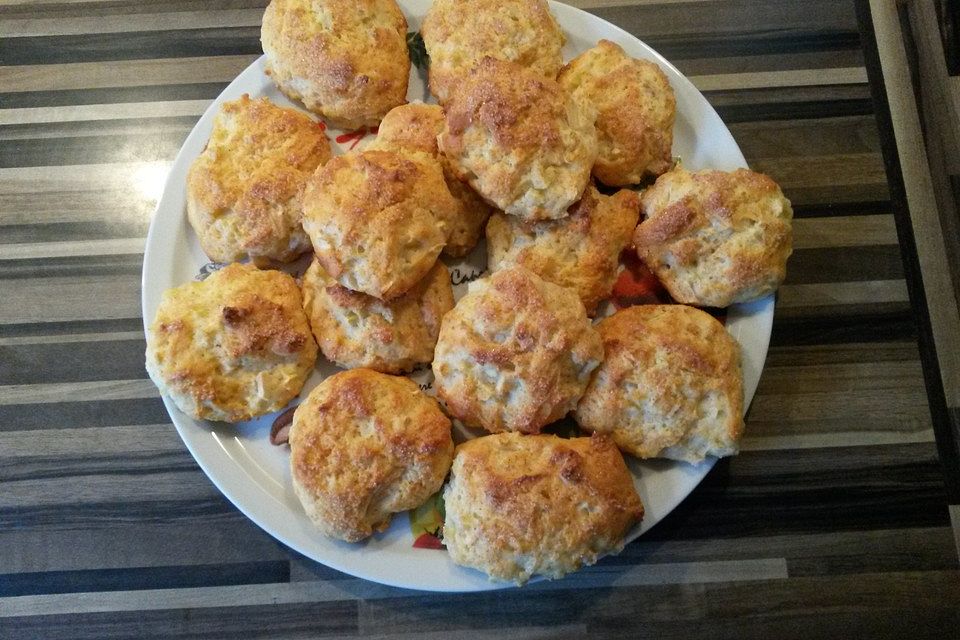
left=335, top=125, right=379, bottom=150
left=609, top=251, right=727, bottom=323
left=610, top=250, right=673, bottom=308
left=412, top=533, right=445, bottom=550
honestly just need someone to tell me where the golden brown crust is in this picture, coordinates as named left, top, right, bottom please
left=443, top=432, right=643, bottom=584
left=186, top=95, right=331, bottom=264
left=421, top=0, right=565, bottom=105
left=486, top=186, right=640, bottom=315
left=301, top=258, right=454, bottom=373
left=369, top=102, right=446, bottom=157
left=633, top=166, right=794, bottom=307
left=145, top=263, right=317, bottom=423
left=432, top=267, right=603, bottom=434
left=558, top=40, right=676, bottom=186
left=438, top=57, right=598, bottom=221
left=369, top=103, right=493, bottom=257
left=289, top=369, right=454, bottom=542
left=260, top=0, right=409, bottom=128
left=633, top=168, right=793, bottom=307
left=574, top=304, right=744, bottom=463
left=301, top=149, right=454, bottom=300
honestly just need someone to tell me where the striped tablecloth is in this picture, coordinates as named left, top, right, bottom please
left=1, top=0, right=958, bottom=637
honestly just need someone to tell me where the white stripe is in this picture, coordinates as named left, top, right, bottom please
left=0, top=380, right=158, bottom=406
left=0, top=161, right=172, bottom=195
left=0, top=100, right=211, bottom=126
left=950, top=505, right=960, bottom=564
left=0, top=56, right=255, bottom=93
left=0, top=274, right=143, bottom=324
left=359, top=628, right=590, bottom=640
left=525, top=557, right=788, bottom=590
left=1, top=9, right=263, bottom=37
left=1, top=238, right=145, bottom=260
left=792, top=215, right=898, bottom=249
left=0, top=558, right=787, bottom=617
left=0, top=330, right=144, bottom=346
left=0, top=424, right=176, bottom=457
left=777, top=279, right=909, bottom=307
left=690, top=67, right=868, bottom=92
left=741, top=428, right=936, bottom=451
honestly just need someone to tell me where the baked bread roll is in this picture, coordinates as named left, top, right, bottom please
left=486, top=185, right=639, bottom=316
left=261, top=0, right=409, bottom=128
left=432, top=266, right=603, bottom=434
left=421, top=0, right=564, bottom=105
left=575, top=304, right=744, bottom=463
left=559, top=40, right=676, bottom=186
left=302, top=149, right=455, bottom=300
left=301, top=258, right=453, bottom=373
left=186, top=95, right=331, bottom=264
left=438, top=57, right=598, bottom=221
left=443, top=432, right=644, bottom=584
left=633, top=166, right=793, bottom=307
left=145, top=263, right=317, bottom=422
left=289, top=368, right=454, bottom=542
left=369, top=103, right=493, bottom=257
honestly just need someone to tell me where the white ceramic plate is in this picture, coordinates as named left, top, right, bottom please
left=141, top=0, right=772, bottom=592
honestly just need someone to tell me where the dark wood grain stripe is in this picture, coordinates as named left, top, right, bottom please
left=714, top=97, right=874, bottom=123
left=775, top=302, right=911, bottom=324
left=784, top=246, right=904, bottom=284
left=0, top=561, right=290, bottom=597
left=0, top=318, right=145, bottom=338
left=730, top=115, right=880, bottom=158
left=0, top=255, right=143, bottom=280
left=589, top=1, right=859, bottom=39
left=0, top=398, right=169, bottom=431
left=0, top=600, right=358, bottom=640
left=0, top=2, right=269, bottom=21
left=0, top=449, right=195, bottom=485
left=0, top=518, right=290, bottom=574
left=0, top=28, right=261, bottom=66
left=770, top=312, right=916, bottom=345
left=0, top=83, right=226, bottom=109
left=645, top=444, right=950, bottom=540
left=0, top=441, right=946, bottom=535
left=0, top=339, right=147, bottom=385
left=621, top=525, right=957, bottom=573
left=791, top=200, right=891, bottom=218
left=707, top=83, right=873, bottom=108
left=0, top=497, right=236, bottom=531
left=0, top=221, right=151, bottom=245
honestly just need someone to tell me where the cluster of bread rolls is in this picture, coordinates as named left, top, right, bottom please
left=145, top=0, right=793, bottom=586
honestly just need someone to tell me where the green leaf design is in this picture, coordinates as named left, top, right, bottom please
left=407, top=31, right=429, bottom=70
left=409, top=489, right=445, bottom=540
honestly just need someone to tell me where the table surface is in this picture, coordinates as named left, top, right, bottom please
left=1, top=0, right=959, bottom=638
